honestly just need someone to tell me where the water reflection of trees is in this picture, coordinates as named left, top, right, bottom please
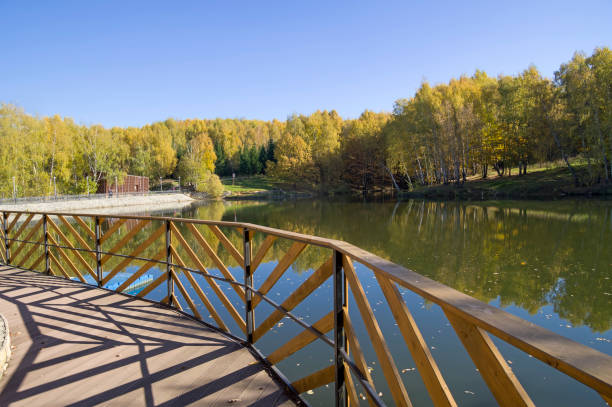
left=217, top=199, right=612, bottom=332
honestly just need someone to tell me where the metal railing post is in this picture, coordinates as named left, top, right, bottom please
left=244, top=228, right=254, bottom=343
left=43, top=215, right=50, bottom=275
left=3, top=212, right=10, bottom=265
left=333, top=249, right=347, bottom=407
left=95, top=216, right=102, bottom=286
left=166, top=220, right=173, bottom=306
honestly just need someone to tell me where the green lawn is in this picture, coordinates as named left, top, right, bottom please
left=221, top=175, right=279, bottom=194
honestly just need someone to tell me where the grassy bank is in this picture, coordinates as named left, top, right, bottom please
left=401, top=165, right=612, bottom=199
left=221, top=175, right=278, bottom=194
left=221, top=175, right=320, bottom=200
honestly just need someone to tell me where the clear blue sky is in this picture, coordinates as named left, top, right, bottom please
left=1, top=0, right=610, bottom=127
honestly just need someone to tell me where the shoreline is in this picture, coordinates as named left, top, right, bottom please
left=223, top=166, right=612, bottom=201
left=0, top=193, right=196, bottom=213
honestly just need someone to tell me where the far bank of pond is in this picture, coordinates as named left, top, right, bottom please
left=223, top=167, right=612, bottom=200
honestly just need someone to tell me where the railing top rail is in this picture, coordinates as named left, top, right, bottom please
left=2, top=209, right=612, bottom=398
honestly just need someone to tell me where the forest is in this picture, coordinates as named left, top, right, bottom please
left=0, top=47, right=609, bottom=198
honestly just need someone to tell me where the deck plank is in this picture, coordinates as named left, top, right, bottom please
left=0, top=266, right=296, bottom=407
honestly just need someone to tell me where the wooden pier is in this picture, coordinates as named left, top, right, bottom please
left=0, top=266, right=295, bottom=406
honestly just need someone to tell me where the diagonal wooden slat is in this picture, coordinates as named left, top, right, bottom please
left=10, top=217, right=43, bottom=261
left=101, top=219, right=150, bottom=265
left=170, top=245, right=230, bottom=332
left=344, top=307, right=378, bottom=407
left=173, top=294, right=184, bottom=311
left=47, top=234, right=87, bottom=283
left=16, top=236, right=43, bottom=268
left=48, top=250, right=71, bottom=279
left=137, top=271, right=168, bottom=298
left=343, top=255, right=412, bottom=407
left=47, top=216, right=96, bottom=279
left=291, top=365, right=335, bottom=394
left=28, top=252, right=45, bottom=272
left=102, top=224, right=165, bottom=285
left=58, top=215, right=95, bottom=259
left=7, top=213, right=22, bottom=234
left=601, top=393, right=612, bottom=405
left=171, top=241, right=246, bottom=333
left=0, top=241, right=6, bottom=263
left=252, top=235, right=277, bottom=273
left=345, top=362, right=360, bottom=407
left=445, top=311, right=535, bottom=407
left=267, top=311, right=334, bottom=365
left=252, top=241, right=307, bottom=308
left=171, top=227, right=245, bottom=332
left=208, top=224, right=244, bottom=265
left=171, top=271, right=202, bottom=319
left=116, top=249, right=165, bottom=293
left=73, top=215, right=96, bottom=240
left=99, top=218, right=127, bottom=244
left=12, top=214, right=34, bottom=242
left=377, top=275, right=457, bottom=407
left=253, top=256, right=333, bottom=343
left=183, top=223, right=245, bottom=302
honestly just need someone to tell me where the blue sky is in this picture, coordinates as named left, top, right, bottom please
left=1, top=0, right=610, bottom=127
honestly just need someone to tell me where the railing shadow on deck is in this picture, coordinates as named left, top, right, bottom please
left=0, top=210, right=611, bottom=407
left=0, top=266, right=290, bottom=406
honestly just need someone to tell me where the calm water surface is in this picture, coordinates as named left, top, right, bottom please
left=128, top=198, right=612, bottom=406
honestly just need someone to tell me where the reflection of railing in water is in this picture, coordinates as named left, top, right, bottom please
left=0, top=209, right=611, bottom=407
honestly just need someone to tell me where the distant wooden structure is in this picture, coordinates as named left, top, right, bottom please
left=97, top=174, right=149, bottom=194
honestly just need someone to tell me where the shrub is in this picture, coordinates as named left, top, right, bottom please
left=196, top=171, right=224, bottom=198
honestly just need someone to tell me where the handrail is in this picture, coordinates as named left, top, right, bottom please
left=0, top=209, right=611, bottom=407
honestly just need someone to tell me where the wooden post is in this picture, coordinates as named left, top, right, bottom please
left=3, top=212, right=9, bottom=264
left=43, top=215, right=50, bottom=275
left=244, top=228, right=254, bottom=343
left=333, top=249, right=347, bottom=407
left=166, top=220, right=173, bottom=306
left=95, top=216, right=102, bottom=285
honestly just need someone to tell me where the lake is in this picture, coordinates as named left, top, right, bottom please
left=129, top=198, right=607, bottom=406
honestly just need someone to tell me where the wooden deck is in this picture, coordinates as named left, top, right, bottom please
left=0, top=266, right=296, bottom=406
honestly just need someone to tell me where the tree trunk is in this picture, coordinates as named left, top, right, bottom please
left=416, top=158, right=425, bottom=185
left=591, top=97, right=609, bottom=182
left=384, top=164, right=401, bottom=192
left=405, top=171, right=414, bottom=191
left=551, top=129, right=579, bottom=186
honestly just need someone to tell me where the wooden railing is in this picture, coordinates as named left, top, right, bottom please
left=0, top=210, right=611, bottom=406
